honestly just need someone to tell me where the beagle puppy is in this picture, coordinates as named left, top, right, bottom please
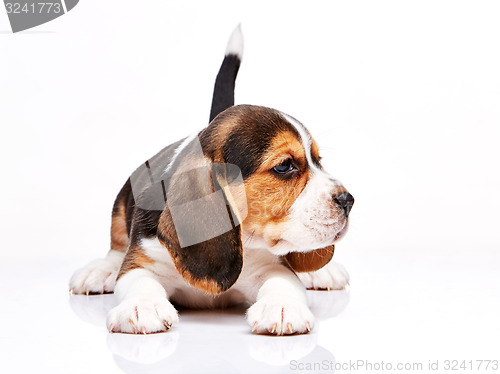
left=70, top=26, right=354, bottom=335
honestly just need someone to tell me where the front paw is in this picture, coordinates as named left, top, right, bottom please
left=69, top=257, right=121, bottom=295
left=247, top=298, right=314, bottom=335
left=107, top=298, right=179, bottom=334
left=297, top=261, right=350, bottom=290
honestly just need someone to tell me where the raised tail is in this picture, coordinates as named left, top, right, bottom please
left=209, top=25, right=244, bottom=122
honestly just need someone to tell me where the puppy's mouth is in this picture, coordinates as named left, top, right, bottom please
left=302, top=217, right=348, bottom=245
left=270, top=219, right=349, bottom=255
left=332, top=220, right=349, bottom=243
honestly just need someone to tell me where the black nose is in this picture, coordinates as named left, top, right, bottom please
left=333, top=192, right=354, bottom=217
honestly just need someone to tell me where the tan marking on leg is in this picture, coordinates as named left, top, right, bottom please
left=110, top=202, right=129, bottom=252
left=117, top=244, right=155, bottom=280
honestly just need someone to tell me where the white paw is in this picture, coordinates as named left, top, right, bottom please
left=247, top=298, right=314, bottom=335
left=297, top=261, right=350, bottom=290
left=69, top=252, right=124, bottom=294
left=107, top=298, right=179, bottom=334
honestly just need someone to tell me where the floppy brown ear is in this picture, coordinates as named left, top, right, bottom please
left=157, top=163, right=245, bottom=295
left=283, top=245, right=335, bottom=273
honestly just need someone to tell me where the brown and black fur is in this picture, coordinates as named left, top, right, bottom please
left=106, top=37, right=336, bottom=295
left=110, top=105, right=323, bottom=290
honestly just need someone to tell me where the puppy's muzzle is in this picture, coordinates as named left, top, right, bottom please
left=333, top=192, right=354, bottom=217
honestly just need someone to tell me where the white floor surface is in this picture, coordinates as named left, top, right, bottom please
left=2, top=248, right=499, bottom=374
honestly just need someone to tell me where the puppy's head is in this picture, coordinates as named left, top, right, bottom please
left=203, top=105, right=353, bottom=251
left=157, top=105, right=354, bottom=293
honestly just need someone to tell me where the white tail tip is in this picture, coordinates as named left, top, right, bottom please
left=225, top=24, right=244, bottom=59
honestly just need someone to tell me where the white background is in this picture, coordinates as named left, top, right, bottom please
left=1, top=1, right=499, bottom=373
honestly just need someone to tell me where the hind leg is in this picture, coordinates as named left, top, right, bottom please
left=70, top=189, right=130, bottom=295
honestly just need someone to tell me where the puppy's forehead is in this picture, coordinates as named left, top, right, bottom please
left=279, top=112, right=321, bottom=167
left=207, top=105, right=318, bottom=178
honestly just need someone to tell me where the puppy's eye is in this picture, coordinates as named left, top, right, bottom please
left=272, top=159, right=295, bottom=174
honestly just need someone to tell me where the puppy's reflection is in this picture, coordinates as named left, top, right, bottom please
left=69, top=290, right=349, bottom=373
left=69, top=293, right=116, bottom=326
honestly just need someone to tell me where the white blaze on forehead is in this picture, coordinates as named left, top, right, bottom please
left=280, top=112, right=340, bottom=180
left=280, top=112, right=339, bottom=183
left=280, top=112, right=316, bottom=170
